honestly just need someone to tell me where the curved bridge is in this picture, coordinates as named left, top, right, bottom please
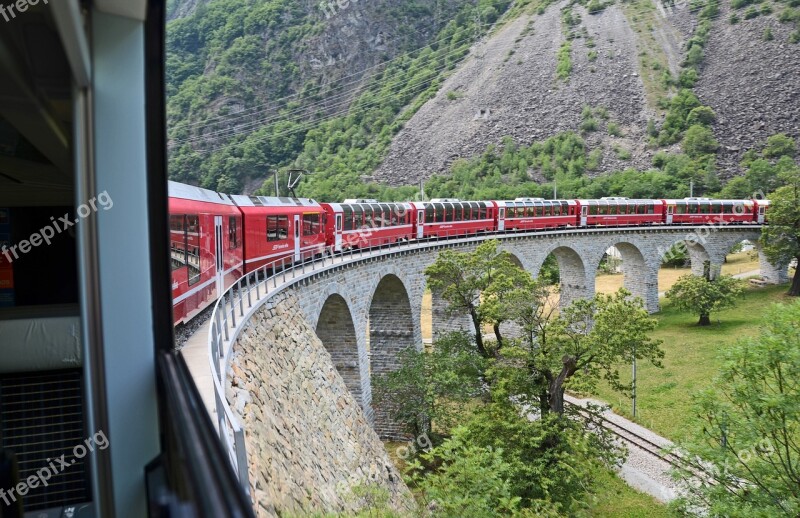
left=205, top=224, right=785, bottom=495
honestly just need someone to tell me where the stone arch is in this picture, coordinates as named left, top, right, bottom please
left=368, top=274, right=415, bottom=439
left=536, top=245, right=593, bottom=308
left=716, top=232, right=788, bottom=284
left=658, top=237, right=715, bottom=279
left=316, top=294, right=364, bottom=407
left=597, top=241, right=660, bottom=313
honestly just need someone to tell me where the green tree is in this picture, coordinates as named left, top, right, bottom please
left=425, top=241, right=522, bottom=357
left=763, top=132, right=796, bottom=159
left=676, top=301, right=800, bottom=516
left=760, top=167, right=800, bottom=296
left=682, top=124, right=719, bottom=158
left=665, top=274, right=745, bottom=325
left=686, top=105, right=716, bottom=126
left=371, top=332, right=486, bottom=439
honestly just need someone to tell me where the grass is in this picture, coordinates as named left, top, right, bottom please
left=582, top=467, right=678, bottom=517
left=556, top=41, right=572, bottom=81
left=588, top=283, right=793, bottom=441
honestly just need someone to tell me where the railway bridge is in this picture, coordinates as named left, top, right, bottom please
left=199, top=224, right=786, bottom=511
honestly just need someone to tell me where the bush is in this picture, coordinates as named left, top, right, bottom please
left=607, top=121, right=622, bottom=136
left=581, top=117, right=599, bottom=132
left=682, top=124, right=719, bottom=157
left=744, top=6, right=760, bottom=18
left=556, top=42, right=572, bottom=80
left=587, top=0, right=605, bottom=13
left=686, top=105, right=716, bottom=126
left=729, top=13, right=740, bottom=23
left=588, top=50, right=598, bottom=61
left=764, top=27, right=774, bottom=40
left=763, top=133, right=797, bottom=158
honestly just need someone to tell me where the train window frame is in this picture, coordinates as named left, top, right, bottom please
left=267, top=215, right=289, bottom=241
left=186, top=214, right=201, bottom=286
left=425, top=205, right=435, bottom=223
left=343, top=206, right=354, bottom=231
left=170, top=214, right=187, bottom=272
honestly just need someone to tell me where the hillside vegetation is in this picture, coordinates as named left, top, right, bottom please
left=166, top=0, right=800, bottom=201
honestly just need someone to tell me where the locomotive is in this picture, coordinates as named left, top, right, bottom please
left=169, top=181, right=768, bottom=324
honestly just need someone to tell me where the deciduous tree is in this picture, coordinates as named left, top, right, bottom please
left=676, top=301, right=800, bottom=516
left=760, top=167, right=800, bottom=296
left=665, top=274, right=745, bottom=325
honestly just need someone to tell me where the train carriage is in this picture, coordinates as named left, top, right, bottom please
left=169, top=181, right=244, bottom=325
left=230, top=194, right=327, bottom=271
left=322, top=200, right=414, bottom=252
left=412, top=199, right=496, bottom=239
left=664, top=198, right=756, bottom=225
left=497, top=198, right=579, bottom=231
left=578, top=198, right=665, bottom=227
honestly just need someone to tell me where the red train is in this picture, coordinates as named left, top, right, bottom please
left=168, top=182, right=769, bottom=325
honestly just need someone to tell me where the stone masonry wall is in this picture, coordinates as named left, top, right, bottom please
left=228, top=292, right=415, bottom=517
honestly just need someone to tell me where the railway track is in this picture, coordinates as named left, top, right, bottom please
left=565, top=401, right=702, bottom=475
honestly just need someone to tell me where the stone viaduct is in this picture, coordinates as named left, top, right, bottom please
left=230, top=225, right=786, bottom=440
left=212, top=225, right=789, bottom=515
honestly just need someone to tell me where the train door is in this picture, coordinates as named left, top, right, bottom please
left=214, top=216, right=224, bottom=296
left=417, top=209, right=424, bottom=239
left=666, top=205, right=674, bottom=225
left=580, top=205, right=588, bottom=226
left=335, top=213, right=343, bottom=251
left=757, top=204, right=766, bottom=224
left=498, top=207, right=505, bottom=231
left=293, top=214, right=301, bottom=262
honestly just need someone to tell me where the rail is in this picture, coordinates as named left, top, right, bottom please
left=206, top=224, right=765, bottom=496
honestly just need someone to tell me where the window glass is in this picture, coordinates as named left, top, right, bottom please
left=186, top=215, right=200, bottom=285
left=267, top=215, right=289, bottom=241
left=303, top=213, right=320, bottom=236
left=425, top=206, right=435, bottom=223
left=170, top=215, right=186, bottom=272
left=344, top=206, right=354, bottom=230
left=229, top=216, right=239, bottom=248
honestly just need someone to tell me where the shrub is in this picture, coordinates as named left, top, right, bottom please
left=744, top=6, right=760, bottom=18
left=607, top=121, right=622, bottom=136
left=588, top=0, right=605, bottom=13
left=764, top=27, right=774, bottom=40
left=763, top=133, right=797, bottom=158
left=686, top=105, right=716, bottom=126
left=581, top=117, right=599, bottom=132
left=556, top=42, right=572, bottom=80
left=682, top=124, right=719, bottom=157
left=588, top=50, right=598, bottom=61
left=729, top=13, right=741, bottom=23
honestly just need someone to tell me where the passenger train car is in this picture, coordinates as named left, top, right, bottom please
left=169, top=182, right=244, bottom=324
left=167, top=186, right=769, bottom=326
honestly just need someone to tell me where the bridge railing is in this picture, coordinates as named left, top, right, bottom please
left=206, top=224, right=765, bottom=496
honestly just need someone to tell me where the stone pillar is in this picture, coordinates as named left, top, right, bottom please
left=369, top=276, right=416, bottom=440
left=758, top=251, right=789, bottom=284
left=431, top=290, right=475, bottom=338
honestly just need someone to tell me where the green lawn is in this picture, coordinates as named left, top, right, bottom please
left=582, top=468, right=677, bottom=518
left=589, top=284, right=794, bottom=441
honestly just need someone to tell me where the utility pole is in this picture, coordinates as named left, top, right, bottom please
left=553, top=177, right=557, bottom=199
left=689, top=180, right=694, bottom=197
left=632, top=346, right=637, bottom=419
left=274, top=171, right=280, bottom=197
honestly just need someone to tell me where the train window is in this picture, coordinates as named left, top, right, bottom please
left=267, top=215, right=289, bottom=241
left=229, top=216, right=239, bottom=248
left=170, top=215, right=187, bottom=271
left=343, top=207, right=354, bottom=231
left=303, top=213, right=320, bottom=236
left=433, top=204, right=444, bottom=222
left=477, top=206, right=486, bottom=219
left=425, top=206, right=435, bottom=223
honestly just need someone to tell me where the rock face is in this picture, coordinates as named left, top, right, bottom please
left=373, top=1, right=665, bottom=185
left=694, top=2, right=800, bottom=178
left=228, top=292, right=415, bottom=518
